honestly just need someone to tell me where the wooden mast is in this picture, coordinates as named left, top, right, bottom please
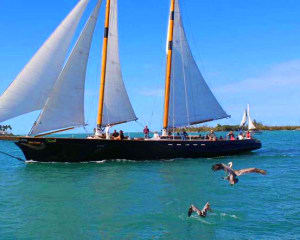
left=97, top=0, right=111, bottom=130
left=163, top=0, right=175, bottom=132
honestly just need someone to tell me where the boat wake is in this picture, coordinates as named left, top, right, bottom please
left=182, top=211, right=240, bottom=225
left=91, top=160, right=107, bottom=164
left=219, top=212, right=239, bottom=219
left=25, top=160, right=38, bottom=163
left=190, top=215, right=214, bottom=225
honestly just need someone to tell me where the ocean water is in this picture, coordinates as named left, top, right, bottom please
left=0, top=131, right=299, bottom=240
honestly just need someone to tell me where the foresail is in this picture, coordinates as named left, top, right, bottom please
left=168, top=0, right=229, bottom=128
left=101, top=0, right=137, bottom=126
left=240, top=109, right=247, bottom=127
left=29, top=0, right=102, bottom=136
left=0, top=0, right=89, bottom=123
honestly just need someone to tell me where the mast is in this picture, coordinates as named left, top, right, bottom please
left=163, top=0, right=175, bottom=132
left=97, top=0, right=111, bottom=130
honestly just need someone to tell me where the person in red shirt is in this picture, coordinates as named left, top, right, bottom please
left=143, top=126, right=150, bottom=139
left=227, top=131, right=235, bottom=140
left=246, top=131, right=251, bottom=139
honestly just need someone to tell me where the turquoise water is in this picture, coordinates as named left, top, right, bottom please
left=0, top=131, right=299, bottom=239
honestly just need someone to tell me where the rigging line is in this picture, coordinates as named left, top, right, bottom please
left=135, top=120, right=146, bottom=129
left=172, top=62, right=175, bottom=137
left=0, top=150, right=25, bottom=162
left=179, top=14, right=191, bottom=126
left=83, top=125, right=89, bottom=134
left=180, top=0, right=207, bottom=77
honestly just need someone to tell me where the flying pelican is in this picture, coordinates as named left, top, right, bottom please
left=188, top=202, right=211, bottom=217
left=212, top=162, right=267, bottom=185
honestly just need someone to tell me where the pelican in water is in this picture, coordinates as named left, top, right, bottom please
left=188, top=202, right=211, bottom=218
left=212, top=162, right=267, bottom=185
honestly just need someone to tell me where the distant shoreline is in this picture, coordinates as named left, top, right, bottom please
left=176, top=125, right=300, bottom=132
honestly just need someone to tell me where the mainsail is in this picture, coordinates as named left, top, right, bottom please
left=247, top=104, right=256, bottom=130
left=100, top=0, right=137, bottom=126
left=0, top=0, right=89, bottom=123
left=29, top=0, right=102, bottom=136
left=167, top=0, right=229, bottom=128
left=240, top=109, right=248, bottom=127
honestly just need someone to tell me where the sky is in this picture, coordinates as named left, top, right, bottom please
left=0, top=0, right=300, bottom=134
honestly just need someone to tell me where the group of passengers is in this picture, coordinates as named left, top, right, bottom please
left=99, top=125, right=252, bottom=141
left=101, top=125, right=125, bottom=140
left=145, top=127, right=252, bottom=141
left=110, top=130, right=125, bottom=140
left=225, top=130, right=251, bottom=140
left=197, top=130, right=252, bottom=141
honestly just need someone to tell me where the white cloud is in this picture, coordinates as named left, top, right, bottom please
left=213, top=60, right=300, bottom=125
left=215, top=60, right=300, bottom=94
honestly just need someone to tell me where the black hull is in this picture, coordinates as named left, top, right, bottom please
left=14, top=137, right=262, bottom=162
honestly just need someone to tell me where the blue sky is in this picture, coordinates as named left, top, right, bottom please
left=0, top=0, right=300, bottom=134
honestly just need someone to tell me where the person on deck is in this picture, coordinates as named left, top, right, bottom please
left=105, top=125, right=111, bottom=140
left=112, top=130, right=119, bottom=139
left=115, top=130, right=124, bottom=140
left=246, top=131, right=251, bottom=139
left=181, top=130, right=188, bottom=140
left=238, top=132, right=244, bottom=140
left=152, top=131, right=160, bottom=140
left=143, top=126, right=150, bottom=139
left=227, top=131, right=235, bottom=140
left=208, top=130, right=216, bottom=141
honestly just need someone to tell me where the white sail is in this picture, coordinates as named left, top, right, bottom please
left=240, top=109, right=247, bottom=127
left=29, top=0, right=102, bottom=136
left=247, top=104, right=256, bottom=130
left=101, top=0, right=137, bottom=126
left=167, top=0, right=229, bottom=128
left=0, top=0, right=89, bottom=123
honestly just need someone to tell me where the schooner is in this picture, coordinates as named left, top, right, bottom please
left=0, top=0, right=261, bottom=162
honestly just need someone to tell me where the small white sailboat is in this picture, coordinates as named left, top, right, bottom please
left=240, top=104, right=259, bottom=132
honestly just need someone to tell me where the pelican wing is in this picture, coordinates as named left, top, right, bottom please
left=201, top=202, right=211, bottom=212
left=212, top=163, right=234, bottom=175
left=234, top=168, right=267, bottom=176
left=188, top=205, right=201, bottom=217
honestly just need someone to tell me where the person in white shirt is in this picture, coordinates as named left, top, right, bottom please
left=105, top=125, right=111, bottom=139
left=152, top=131, right=160, bottom=140
left=238, top=132, right=244, bottom=140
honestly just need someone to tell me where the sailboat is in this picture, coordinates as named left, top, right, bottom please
left=240, top=104, right=258, bottom=132
left=0, top=0, right=261, bottom=162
